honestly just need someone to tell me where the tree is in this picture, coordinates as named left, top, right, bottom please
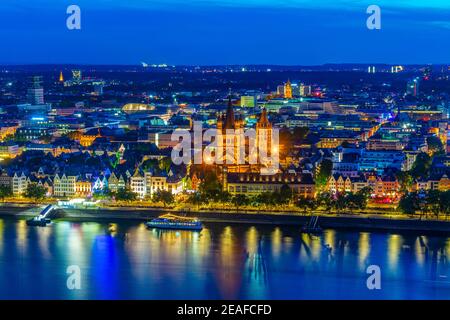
left=280, top=184, right=293, bottom=204
left=142, top=159, right=159, bottom=171
left=217, top=191, right=231, bottom=204
left=440, top=191, right=450, bottom=220
left=396, top=171, right=413, bottom=193
left=315, top=159, right=333, bottom=191
left=198, top=171, right=222, bottom=201
left=231, top=194, right=249, bottom=211
left=411, top=152, right=432, bottom=179
left=317, top=192, right=333, bottom=212
left=254, top=192, right=275, bottom=207
left=426, top=136, right=444, bottom=156
left=152, top=190, right=175, bottom=207
left=24, top=183, right=47, bottom=201
left=293, top=127, right=309, bottom=141
left=349, top=187, right=372, bottom=211
left=187, top=192, right=205, bottom=209
left=296, top=197, right=317, bottom=214
left=114, top=187, right=137, bottom=202
left=158, top=157, right=172, bottom=174
left=333, top=193, right=347, bottom=213
left=426, top=190, right=441, bottom=218
left=0, top=185, right=12, bottom=200
left=398, top=192, right=420, bottom=215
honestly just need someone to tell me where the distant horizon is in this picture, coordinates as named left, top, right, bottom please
left=0, top=62, right=448, bottom=67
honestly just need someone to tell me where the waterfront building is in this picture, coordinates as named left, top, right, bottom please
left=53, top=174, right=77, bottom=197
left=327, top=174, right=400, bottom=199
left=130, top=169, right=146, bottom=198
left=75, top=178, right=92, bottom=197
left=108, top=172, right=126, bottom=193
left=327, top=175, right=352, bottom=194
left=92, top=176, right=108, bottom=192
left=145, top=172, right=183, bottom=197
left=226, top=172, right=315, bottom=199
left=12, top=172, right=28, bottom=196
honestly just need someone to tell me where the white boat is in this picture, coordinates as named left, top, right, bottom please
left=146, top=214, right=203, bottom=231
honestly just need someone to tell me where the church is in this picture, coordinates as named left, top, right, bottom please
left=214, top=96, right=276, bottom=174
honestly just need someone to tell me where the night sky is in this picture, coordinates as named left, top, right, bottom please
left=0, top=0, right=449, bottom=65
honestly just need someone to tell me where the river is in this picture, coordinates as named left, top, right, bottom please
left=0, top=217, right=449, bottom=299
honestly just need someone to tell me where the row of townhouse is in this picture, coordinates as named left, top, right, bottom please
left=414, top=174, right=450, bottom=192
left=53, top=173, right=128, bottom=197
left=327, top=174, right=400, bottom=199
left=129, top=169, right=184, bottom=199
left=3, top=171, right=129, bottom=198
left=328, top=173, right=450, bottom=198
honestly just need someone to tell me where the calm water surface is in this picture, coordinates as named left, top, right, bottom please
left=0, top=218, right=449, bottom=299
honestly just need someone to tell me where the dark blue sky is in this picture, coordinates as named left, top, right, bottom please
left=0, top=0, right=449, bottom=65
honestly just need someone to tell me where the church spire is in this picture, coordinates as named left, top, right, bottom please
left=224, top=93, right=235, bottom=129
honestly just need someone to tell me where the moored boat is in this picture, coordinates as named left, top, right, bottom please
left=26, top=217, right=51, bottom=227
left=146, top=214, right=203, bottom=231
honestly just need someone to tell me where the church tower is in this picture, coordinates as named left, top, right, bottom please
left=256, top=108, right=273, bottom=166
left=284, top=79, right=293, bottom=99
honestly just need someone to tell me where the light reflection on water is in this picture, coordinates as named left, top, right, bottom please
left=0, top=218, right=449, bottom=299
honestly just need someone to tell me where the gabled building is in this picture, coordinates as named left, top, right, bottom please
left=130, top=169, right=146, bottom=198
left=75, top=177, right=92, bottom=197
left=12, top=172, right=28, bottom=196
left=108, top=172, right=126, bottom=193
left=53, top=173, right=76, bottom=197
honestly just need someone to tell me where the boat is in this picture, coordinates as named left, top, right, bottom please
left=26, top=217, right=51, bottom=227
left=27, top=204, right=55, bottom=227
left=146, top=214, right=203, bottom=231
left=302, top=215, right=322, bottom=234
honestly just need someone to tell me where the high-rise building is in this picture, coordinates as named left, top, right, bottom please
left=72, top=69, right=82, bottom=83
left=240, top=95, right=256, bottom=108
left=368, top=66, right=376, bottom=73
left=277, top=85, right=285, bottom=96
left=300, top=84, right=312, bottom=97
left=406, top=78, right=420, bottom=96
left=291, top=83, right=300, bottom=96
left=284, top=80, right=293, bottom=99
left=27, top=76, right=44, bottom=105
